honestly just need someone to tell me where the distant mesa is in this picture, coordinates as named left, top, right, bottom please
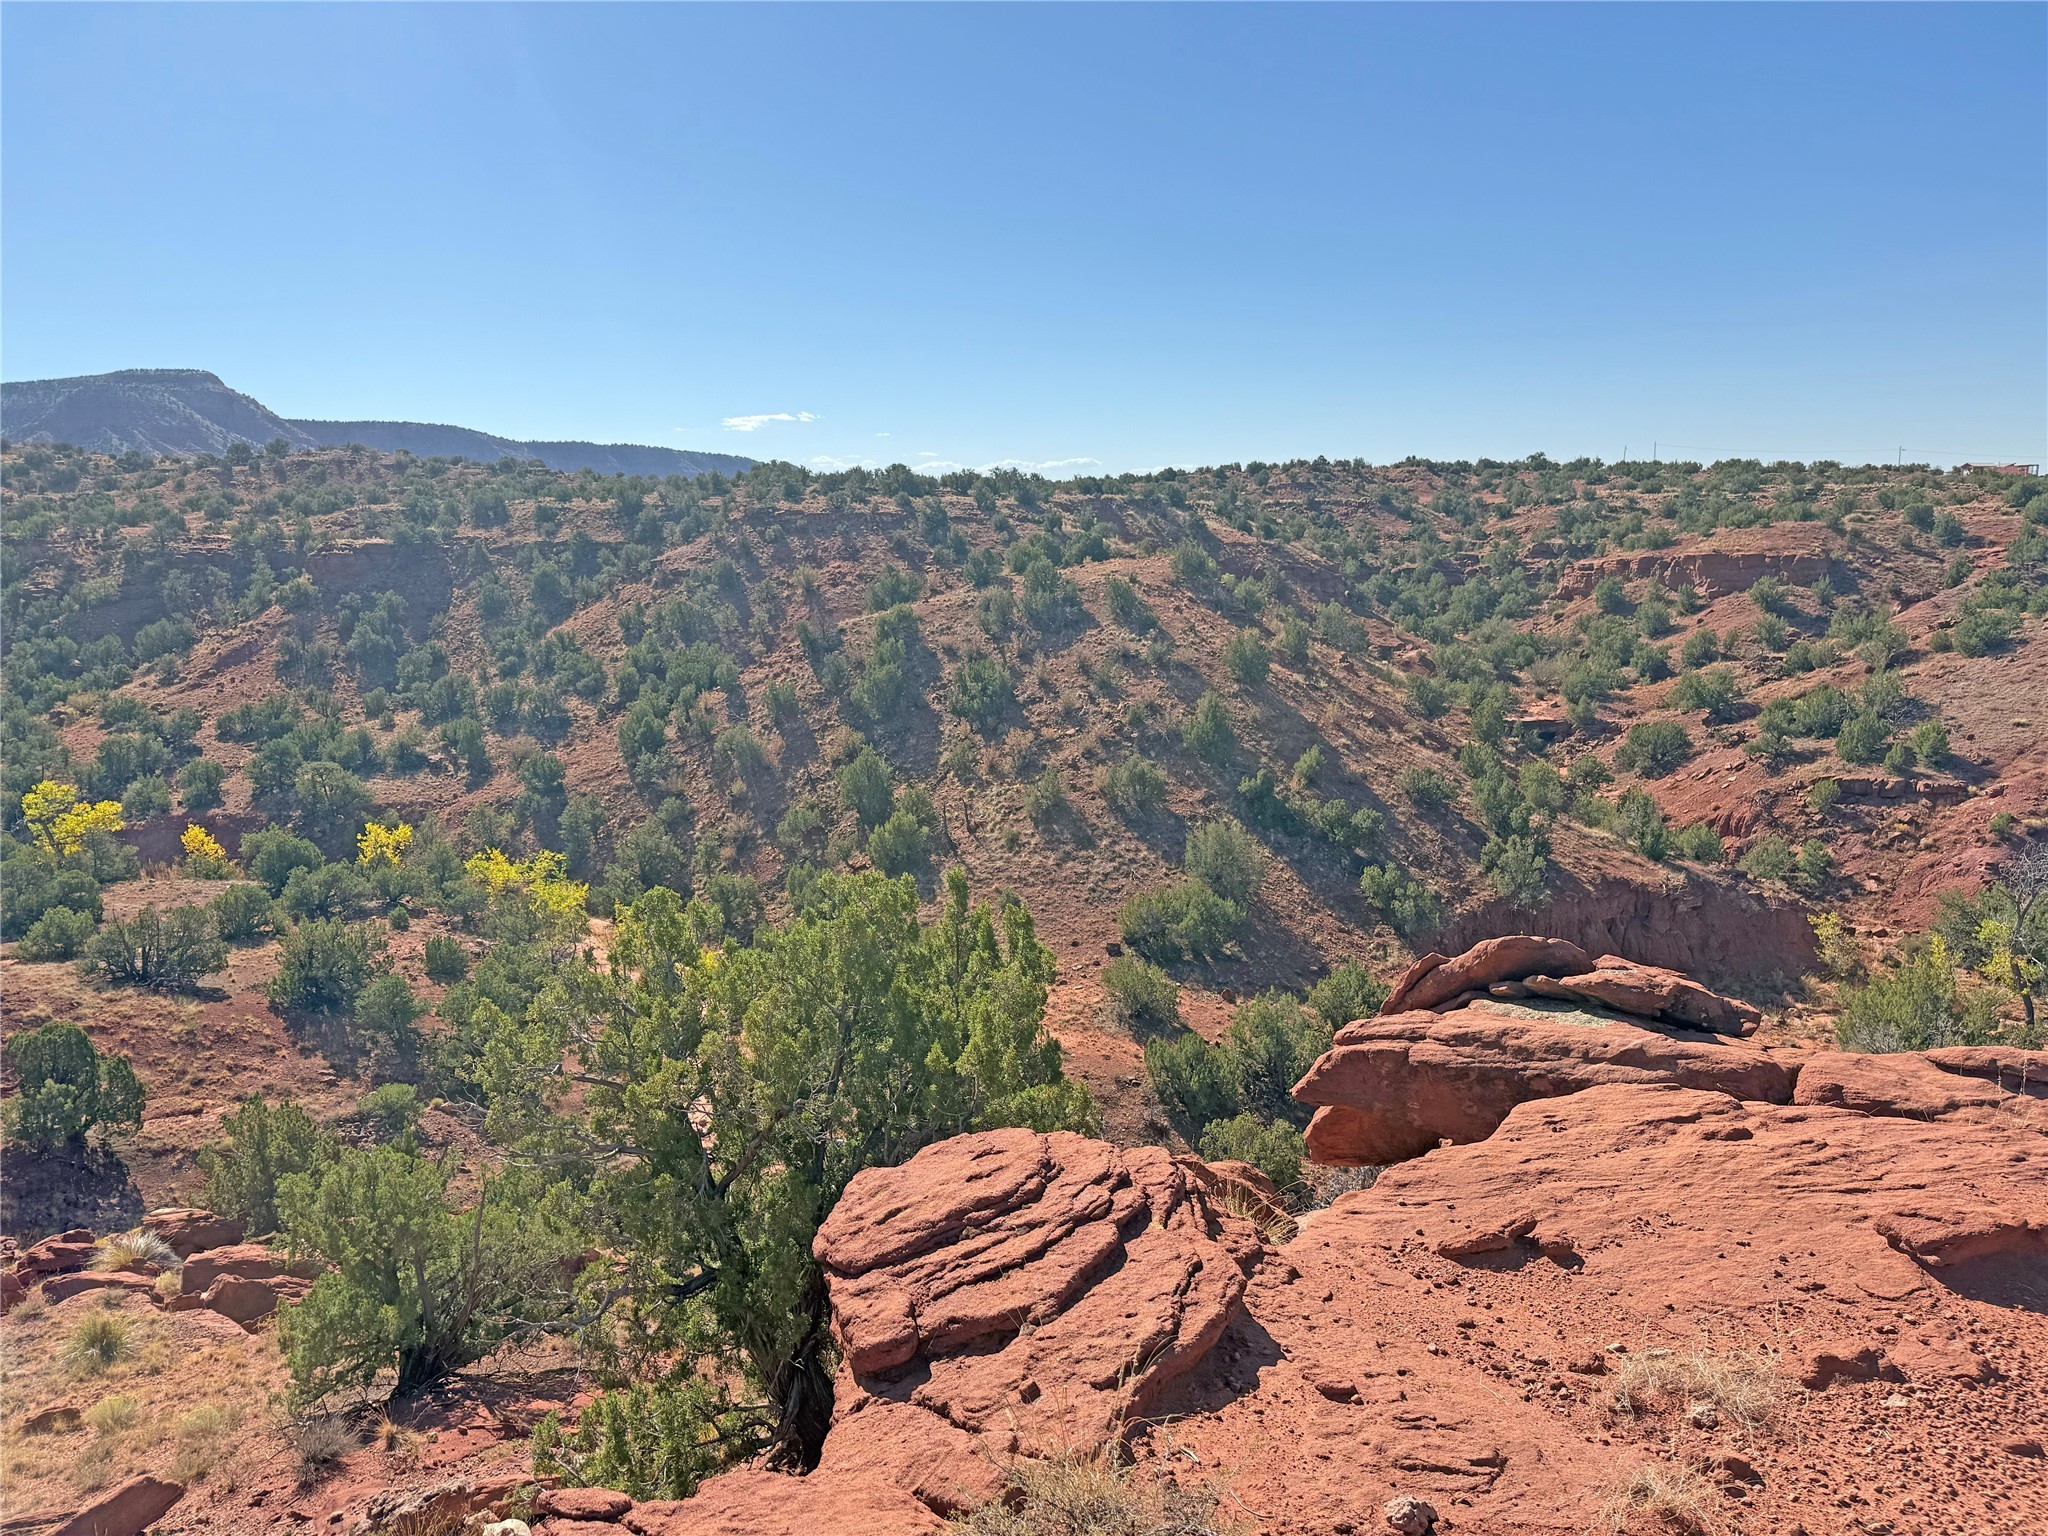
left=0, top=367, right=752, bottom=479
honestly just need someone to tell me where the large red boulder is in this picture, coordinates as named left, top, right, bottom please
left=141, top=1207, right=245, bottom=1258
left=1521, top=955, right=1763, bottom=1035
left=200, top=1271, right=313, bottom=1326
left=1130, top=1080, right=2048, bottom=1534
left=1381, top=936, right=1593, bottom=1015
left=178, top=1242, right=316, bottom=1296
left=814, top=1400, right=1007, bottom=1516
left=1294, top=1004, right=1798, bottom=1166
left=49, top=1474, right=184, bottom=1536
left=815, top=1128, right=1253, bottom=1457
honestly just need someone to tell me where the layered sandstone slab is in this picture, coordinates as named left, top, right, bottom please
left=1295, top=1001, right=1797, bottom=1166
left=814, top=1128, right=1255, bottom=1459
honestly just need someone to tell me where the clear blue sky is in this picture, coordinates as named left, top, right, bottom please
left=4, top=3, right=2043, bottom=473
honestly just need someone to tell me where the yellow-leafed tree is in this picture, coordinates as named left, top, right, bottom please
left=21, top=781, right=125, bottom=857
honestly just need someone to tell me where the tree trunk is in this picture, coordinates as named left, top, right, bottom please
left=764, top=1278, right=835, bottom=1469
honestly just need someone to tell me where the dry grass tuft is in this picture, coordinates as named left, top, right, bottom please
left=93, top=1229, right=181, bottom=1273
left=1210, top=1182, right=1298, bottom=1246
left=84, top=1394, right=142, bottom=1435
left=1602, top=1460, right=1721, bottom=1534
left=1608, top=1346, right=1778, bottom=1430
left=957, top=1445, right=1237, bottom=1536
left=65, top=1315, right=132, bottom=1376
left=292, top=1413, right=361, bottom=1482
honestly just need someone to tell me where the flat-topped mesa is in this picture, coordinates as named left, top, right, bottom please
left=1299, top=934, right=1782, bottom=1167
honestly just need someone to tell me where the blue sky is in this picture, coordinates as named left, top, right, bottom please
left=4, top=3, right=2043, bottom=473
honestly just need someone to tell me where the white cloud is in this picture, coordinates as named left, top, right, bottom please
left=722, top=411, right=819, bottom=432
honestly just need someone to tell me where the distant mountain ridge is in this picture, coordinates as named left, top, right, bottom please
left=1, top=368, right=751, bottom=479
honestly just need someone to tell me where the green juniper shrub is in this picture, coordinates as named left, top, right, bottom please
left=1305, top=961, right=1389, bottom=1031
left=422, top=935, right=468, bottom=983
left=1182, top=817, right=1268, bottom=904
left=1399, top=766, right=1455, bottom=814
left=1834, top=712, right=1891, bottom=766
left=1198, top=1112, right=1307, bottom=1190
left=1358, top=863, right=1442, bottom=935
left=1835, top=941, right=2007, bottom=1053
left=79, top=906, right=227, bottom=990
left=270, top=919, right=385, bottom=1014
left=1224, top=630, right=1270, bottom=688
left=1617, top=787, right=1669, bottom=861
left=3, top=1021, right=145, bottom=1149
left=1143, top=1030, right=1237, bottom=1133
left=1669, top=822, right=1726, bottom=864
left=16, top=905, right=95, bottom=961
left=1739, top=834, right=1796, bottom=884
left=1118, top=879, right=1241, bottom=964
left=1615, top=720, right=1693, bottom=778
left=1181, top=691, right=1236, bottom=766
left=1098, top=754, right=1169, bottom=818
left=1100, top=956, right=1181, bottom=1033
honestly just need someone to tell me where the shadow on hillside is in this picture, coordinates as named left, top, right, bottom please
left=0, top=1143, right=144, bottom=1242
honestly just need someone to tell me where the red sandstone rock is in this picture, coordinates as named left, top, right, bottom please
left=140, top=1207, right=245, bottom=1258
left=815, top=1400, right=1006, bottom=1515
left=200, top=1271, right=311, bottom=1326
left=48, top=1474, right=184, bottom=1536
left=1522, top=956, right=1762, bottom=1035
left=39, top=1272, right=159, bottom=1304
left=1294, top=1005, right=1797, bottom=1165
left=623, top=1470, right=947, bottom=1535
left=536, top=1488, right=634, bottom=1520
left=1798, top=1339, right=1900, bottom=1390
left=1, top=1269, right=26, bottom=1312
left=816, top=1129, right=1251, bottom=1457
left=1126, top=1079, right=2048, bottom=1533
left=1924, top=1046, right=2048, bottom=1098
left=1792, top=1050, right=2042, bottom=1123
left=178, top=1242, right=316, bottom=1296
left=1381, top=936, right=1593, bottom=1015
left=12, top=1229, right=97, bottom=1283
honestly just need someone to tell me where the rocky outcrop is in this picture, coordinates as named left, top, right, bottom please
left=1296, top=937, right=1791, bottom=1166
left=1295, top=1003, right=1799, bottom=1165
left=1433, top=871, right=1819, bottom=990
left=1382, top=936, right=1594, bottom=1013
left=1553, top=524, right=1834, bottom=600
left=177, top=1241, right=314, bottom=1296
left=814, top=1129, right=1256, bottom=1459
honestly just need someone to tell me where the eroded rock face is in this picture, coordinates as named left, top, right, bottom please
left=1295, top=1001, right=1798, bottom=1166
left=814, top=1129, right=1256, bottom=1458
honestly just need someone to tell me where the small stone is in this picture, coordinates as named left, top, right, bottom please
left=1383, top=1494, right=1438, bottom=1534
